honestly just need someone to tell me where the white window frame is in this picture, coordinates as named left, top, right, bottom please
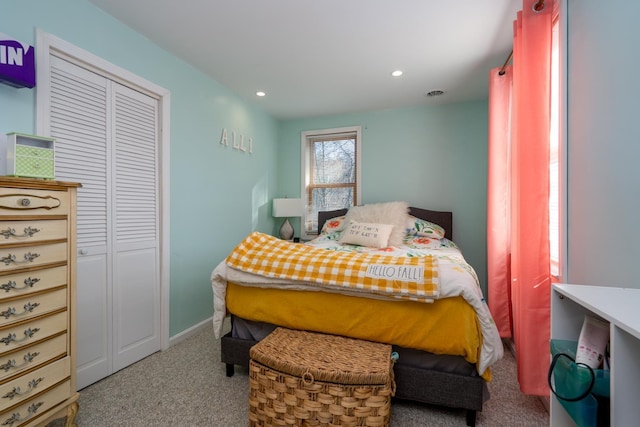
left=549, top=16, right=560, bottom=278
left=550, top=1, right=567, bottom=282
left=300, top=126, right=362, bottom=240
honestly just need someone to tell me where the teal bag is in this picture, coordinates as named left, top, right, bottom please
left=548, top=339, right=610, bottom=427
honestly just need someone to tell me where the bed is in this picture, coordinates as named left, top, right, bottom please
left=210, top=202, right=503, bottom=426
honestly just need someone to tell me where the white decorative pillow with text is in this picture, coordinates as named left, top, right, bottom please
left=344, top=201, right=409, bottom=246
left=339, top=221, right=394, bottom=248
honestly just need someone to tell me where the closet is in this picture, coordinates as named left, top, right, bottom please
left=40, top=52, right=162, bottom=389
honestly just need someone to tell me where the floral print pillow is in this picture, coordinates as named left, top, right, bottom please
left=406, top=216, right=446, bottom=239
left=319, top=215, right=347, bottom=240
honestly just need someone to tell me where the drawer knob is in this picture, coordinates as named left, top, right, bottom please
left=0, top=328, right=40, bottom=345
left=0, top=253, right=40, bottom=265
left=2, top=377, right=43, bottom=400
left=0, top=352, right=40, bottom=372
left=0, top=277, right=40, bottom=293
left=18, top=198, right=30, bottom=207
left=1, top=402, right=43, bottom=425
left=0, top=302, right=40, bottom=319
left=0, top=227, right=40, bottom=239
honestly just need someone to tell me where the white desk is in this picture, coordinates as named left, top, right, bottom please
left=551, top=284, right=640, bottom=426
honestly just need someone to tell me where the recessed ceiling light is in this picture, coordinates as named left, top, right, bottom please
left=425, top=90, right=445, bottom=97
left=391, top=70, right=403, bottom=77
left=256, top=91, right=266, bottom=97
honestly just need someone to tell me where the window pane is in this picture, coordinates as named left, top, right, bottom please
left=302, top=126, right=360, bottom=237
left=312, top=139, right=355, bottom=184
left=549, top=17, right=560, bottom=277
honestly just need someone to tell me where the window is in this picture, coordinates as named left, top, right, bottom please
left=301, top=126, right=361, bottom=238
left=549, top=11, right=561, bottom=278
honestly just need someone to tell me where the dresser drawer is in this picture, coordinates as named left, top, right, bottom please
left=0, top=312, right=67, bottom=354
left=0, top=335, right=67, bottom=382
left=0, top=243, right=67, bottom=274
left=0, top=189, right=69, bottom=216
left=0, top=379, right=70, bottom=427
left=0, top=266, right=67, bottom=299
left=13, top=156, right=55, bottom=181
left=0, top=357, right=70, bottom=412
left=14, top=146, right=54, bottom=160
left=14, top=147, right=55, bottom=181
left=0, top=220, right=67, bottom=246
left=0, top=289, right=66, bottom=328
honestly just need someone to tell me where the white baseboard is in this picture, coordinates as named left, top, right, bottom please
left=168, top=316, right=213, bottom=347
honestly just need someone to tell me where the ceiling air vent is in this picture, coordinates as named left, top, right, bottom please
left=425, top=90, right=445, bottom=97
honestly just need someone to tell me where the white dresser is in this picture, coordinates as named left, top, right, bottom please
left=0, top=177, right=80, bottom=427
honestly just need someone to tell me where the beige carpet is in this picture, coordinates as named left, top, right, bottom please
left=48, top=322, right=549, bottom=426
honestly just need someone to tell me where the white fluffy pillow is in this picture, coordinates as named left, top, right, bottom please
left=344, top=201, right=410, bottom=246
left=339, top=221, right=394, bottom=248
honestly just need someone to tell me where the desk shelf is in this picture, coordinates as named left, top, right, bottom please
left=551, top=284, right=640, bottom=426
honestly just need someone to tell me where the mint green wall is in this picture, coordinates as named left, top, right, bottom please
left=278, top=101, right=490, bottom=293
left=0, top=0, right=279, bottom=336
left=1, top=1, right=491, bottom=335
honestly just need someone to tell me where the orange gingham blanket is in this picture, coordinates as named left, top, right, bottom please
left=225, top=232, right=439, bottom=302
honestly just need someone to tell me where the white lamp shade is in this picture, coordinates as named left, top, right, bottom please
left=272, top=198, right=302, bottom=218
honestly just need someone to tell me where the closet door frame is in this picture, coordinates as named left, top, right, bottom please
left=34, top=29, right=171, bottom=351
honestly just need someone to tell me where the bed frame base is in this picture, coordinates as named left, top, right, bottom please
left=221, top=332, right=483, bottom=426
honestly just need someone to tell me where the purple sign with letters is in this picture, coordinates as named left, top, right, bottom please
left=0, top=33, right=35, bottom=88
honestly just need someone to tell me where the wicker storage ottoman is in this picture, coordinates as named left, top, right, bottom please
left=248, top=327, right=394, bottom=427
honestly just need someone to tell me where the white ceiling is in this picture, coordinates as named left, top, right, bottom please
left=87, top=0, right=521, bottom=120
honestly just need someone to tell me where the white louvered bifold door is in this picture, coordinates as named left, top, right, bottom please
left=48, top=56, right=160, bottom=389
left=50, top=56, right=111, bottom=389
left=111, top=83, right=160, bottom=372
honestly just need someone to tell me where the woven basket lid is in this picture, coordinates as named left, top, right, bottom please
left=250, top=328, right=392, bottom=385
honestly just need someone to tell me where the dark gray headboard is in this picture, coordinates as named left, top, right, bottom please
left=317, top=207, right=453, bottom=240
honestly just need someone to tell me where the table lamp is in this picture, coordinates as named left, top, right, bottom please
left=272, top=198, right=302, bottom=240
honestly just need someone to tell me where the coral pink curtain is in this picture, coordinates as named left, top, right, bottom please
left=487, top=64, right=513, bottom=338
left=487, top=0, right=553, bottom=396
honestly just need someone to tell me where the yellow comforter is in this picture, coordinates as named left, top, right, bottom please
left=225, top=282, right=490, bottom=381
